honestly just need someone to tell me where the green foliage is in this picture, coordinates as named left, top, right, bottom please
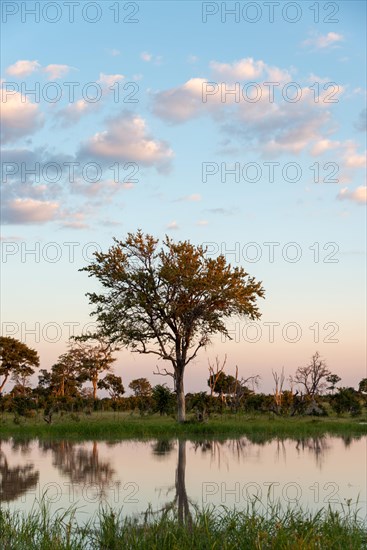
left=207, top=372, right=236, bottom=396
left=0, top=411, right=366, bottom=439
left=0, top=337, right=39, bottom=394
left=152, top=384, right=175, bottom=415
left=70, top=338, right=116, bottom=399
left=1, top=502, right=366, bottom=549
left=129, top=378, right=152, bottom=397
left=98, top=373, right=125, bottom=400
left=326, top=374, right=342, bottom=393
left=330, top=388, right=363, bottom=416
left=359, top=378, right=367, bottom=394
left=80, top=231, right=265, bottom=421
left=10, top=395, right=37, bottom=417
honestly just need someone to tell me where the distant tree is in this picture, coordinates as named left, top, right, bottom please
left=294, top=352, right=331, bottom=397
left=207, top=356, right=227, bottom=397
left=0, top=337, right=39, bottom=394
left=359, top=378, right=367, bottom=394
left=37, top=369, right=53, bottom=393
left=207, top=372, right=236, bottom=400
left=129, top=377, right=152, bottom=398
left=326, top=374, right=341, bottom=394
left=40, top=351, right=83, bottom=398
left=330, top=387, right=362, bottom=416
left=71, top=338, right=116, bottom=399
left=80, top=231, right=264, bottom=422
left=98, top=373, right=125, bottom=400
left=152, top=384, right=175, bottom=415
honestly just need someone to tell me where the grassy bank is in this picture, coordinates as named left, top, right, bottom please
left=1, top=503, right=366, bottom=550
left=1, top=411, right=366, bottom=440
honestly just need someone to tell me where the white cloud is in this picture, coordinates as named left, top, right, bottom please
left=0, top=88, right=44, bottom=143
left=302, top=32, right=344, bottom=50
left=311, top=139, right=341, bottom=156
left=72, top=178, right=124, bottom=198
left=152, top=78, right=212, bottom=123
left=80, top=112, right=173, bottom=171
left=140, top=51, right=162, bottom=64
left=6, top=60, right=40, bottom=77
left=43, top=64, right=72, bottom=80
left=122, top=182, right=134, bottom=189
left=197, top=220, right=208, bottom=226
left=337, top=186, right=366, bottom=204
left=176, top=193, right=201, bottom=202
left=342, top=142, right=366, bottom=168
left=187, top=193, right=201, bottom=201
left=98, top=72, right=124, bottom=88
left=167, top=221, right=179, bottom=230
left=2, top=198, right=59, bottom=224
left=56, top=99, right=99, bottom=126
left=152, top=57, right=347, bottom=158
left=141, top=51, right=153, bottom=62
left=308, top=73, right=331, bottom=84
left=210, top=58, right=265, bottom=80
left=61, top=221, right=89, bottom=230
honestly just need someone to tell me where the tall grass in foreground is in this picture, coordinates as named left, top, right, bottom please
left=1, top=500, right=366, bottom=549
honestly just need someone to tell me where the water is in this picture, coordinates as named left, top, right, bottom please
left=1, top=435, right=366, bottom=522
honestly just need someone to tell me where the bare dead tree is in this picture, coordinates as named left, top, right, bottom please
left=207, top=355, right=227, bottom=396
left=240, top=374, right=261, bottom=392
left=294, top=352, right=331, bottom=397
left=272, top=367, right=285, bottom=411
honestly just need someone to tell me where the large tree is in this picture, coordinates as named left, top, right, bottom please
left=0, top=337, right=39, bottom=394
left=81, top=231, right=265, bottom=422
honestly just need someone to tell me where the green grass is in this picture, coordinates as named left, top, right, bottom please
left=1, top=500, right=366, bottom=549
left=1, top=411, right=366, bottom=441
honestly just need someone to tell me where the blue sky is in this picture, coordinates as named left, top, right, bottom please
left=1, top=1, right=366, bottom=393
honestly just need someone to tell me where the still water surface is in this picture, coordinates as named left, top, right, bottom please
left=1, top=435, right=366, bottom=522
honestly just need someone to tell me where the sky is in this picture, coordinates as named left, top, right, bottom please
left=1, top=0, right=366, bottom=394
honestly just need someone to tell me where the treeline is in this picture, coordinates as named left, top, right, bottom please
left=0, top=336, right=366, bottom=421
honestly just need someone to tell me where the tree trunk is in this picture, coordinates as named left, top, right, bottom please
left=92, top=377, right=97, bottom=400
left=176, top=440, right=192, bottom=527
left=0, top=373, right=9, bottom=394
left=176, top=370, right=186, bottom=423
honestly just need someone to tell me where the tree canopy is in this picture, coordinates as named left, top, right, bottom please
left=81, top=231, right=265, bottom=421
left=0, top=337, right=39, bottom=394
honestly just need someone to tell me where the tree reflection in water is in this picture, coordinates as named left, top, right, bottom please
left=295, top=436, right=331, bottom=469
left=151, top=439, right=175, bottom=457
left=39, top=440, right=115, bottom=500
left=0, top=440, right=39, bottom=503
left=149, top=439, right=193, bottom=527
left=193, top=438, right=262, bottom=470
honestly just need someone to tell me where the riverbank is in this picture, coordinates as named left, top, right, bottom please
left=1, top=503, right=366, bottom=549
left=1, top=411, right=366, bottom=440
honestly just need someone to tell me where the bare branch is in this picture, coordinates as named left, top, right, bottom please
left=153, top=365, right=175, bottom=378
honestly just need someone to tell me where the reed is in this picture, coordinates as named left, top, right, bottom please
left=1, top=499, right=366, bottom=549
left=1, top=411, right=366, bottom=440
